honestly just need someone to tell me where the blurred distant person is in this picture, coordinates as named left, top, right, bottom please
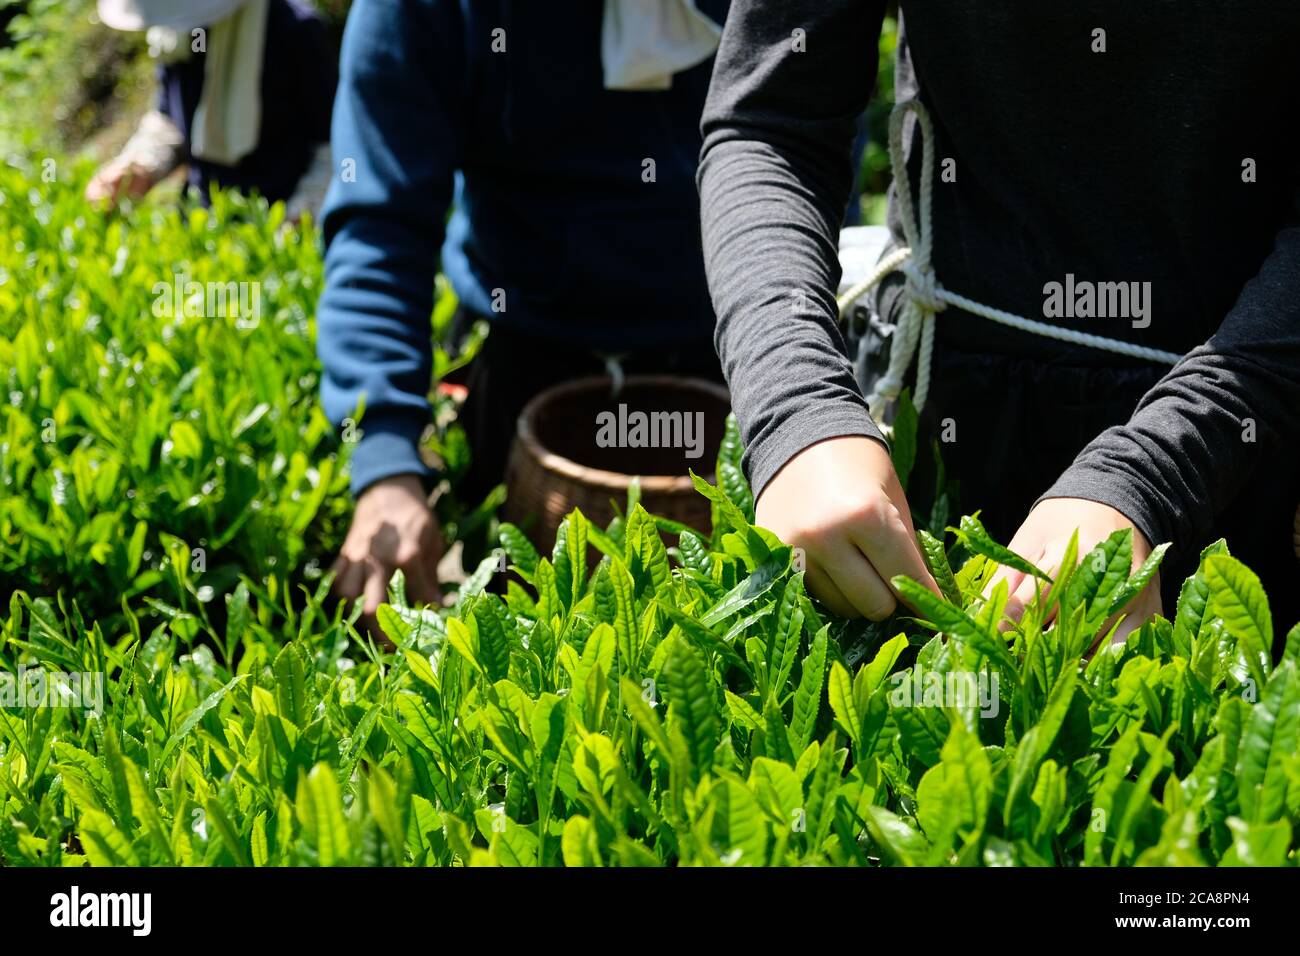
left=86, top=0, right=336, bottom=219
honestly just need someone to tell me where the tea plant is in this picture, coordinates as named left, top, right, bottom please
left=1, top=155, right=1295, bottom=868
left=2, top=422, right=1295, bottom=866
left=0, top=162, right=478, bottom=631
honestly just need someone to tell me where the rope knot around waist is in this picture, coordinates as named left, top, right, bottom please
left=900, top=259, right=946, bottom=314
left=835, top=98, right=1183, bottom=429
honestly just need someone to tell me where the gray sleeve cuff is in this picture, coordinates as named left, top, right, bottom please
left=746, top=400, right=888, bottom=502
left=1037, top=463, right=1170, bottom=551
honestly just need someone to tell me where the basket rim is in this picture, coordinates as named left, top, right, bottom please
left=515, top=374, right=731, bottom=494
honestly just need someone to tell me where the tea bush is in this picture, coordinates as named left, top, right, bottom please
left=1, top=162, right=1297, bottom=868
left=0, top=161, right=353, bottom=626
left=2, top=412, right=1297, bottom=866
left=0, top=162, right=485, bottom=631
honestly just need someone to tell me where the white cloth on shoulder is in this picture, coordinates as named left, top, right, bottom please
left=188, top=0, right=268, bottom=166
left=100, top=0, right=267, bottom=166
left=601, top=0, right=722, bottom=90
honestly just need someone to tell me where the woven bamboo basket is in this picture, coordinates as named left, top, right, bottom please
left=504, top=375, right=731, bottom=553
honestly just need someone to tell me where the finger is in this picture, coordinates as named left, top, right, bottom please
left=361, top=558, right=391, bottom=617
left=411, top=521, right=447, bottom=605
left=126, top=172, right=153, bottom=199
left=1003, top=572, right=1043, bottom=625
left=1004, top=539, right=1075, bottom=627
left=403, top=552, right=443, bottom=607
left=1103, top=574, right=1163, bottom=650
left=822, top=541, right=899, bottom=621
left=846, top=508, right=942, bottom=607
left=804, top=563, right=861, bottom=620
left=983, top=539, right=1037, bottom=600
left=119, top=168, right=140, bottom=199
left=331, top=555, right=365, bottom=601
left=1030, top=539, right=1077, bottom=611
left=983, top=565, right=1026, bottom=602
left=983, top=528, right=1048, bottom=602
left=86, top=178, right=117, bottom=207
left=876, top=478, right=943, bottom=601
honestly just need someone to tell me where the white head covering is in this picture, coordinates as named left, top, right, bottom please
left=97, top=0, right=250, bottom=32
left=602, top=0, right=722, bottom=91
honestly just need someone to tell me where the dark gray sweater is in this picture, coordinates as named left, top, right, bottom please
left=698, top=0, right=1300, bottom=554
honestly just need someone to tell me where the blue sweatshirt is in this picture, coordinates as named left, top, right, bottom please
left=316, top=0, right=729, bottom=495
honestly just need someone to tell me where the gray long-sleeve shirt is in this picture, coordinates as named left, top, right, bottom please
left=698, top=0, right=1300, bottom=555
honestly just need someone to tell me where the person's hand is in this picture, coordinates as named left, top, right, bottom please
left=986, top=497, right=1160, bottom=645
left=84, top=159, right=157, bottom=207
left=755, top=435, right=940, bottom=620
left=332, top=474, right=444, bottom=638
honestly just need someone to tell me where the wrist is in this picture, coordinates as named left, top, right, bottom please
left=347, top=408, right=435, bottom=497
left=1037, top=469, right=1166, bottom=554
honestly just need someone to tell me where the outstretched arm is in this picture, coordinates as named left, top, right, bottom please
left=316, top=0, right=466, bottom=619
left=316, top=0, right=463, bottom=497
left=699, top=0, right=938, bottom=619
left=998, top=221, right=1300, bottom=636
left=699, top=0, right=889, bottom=498
left=1042, top=222, right=1300, bottom=553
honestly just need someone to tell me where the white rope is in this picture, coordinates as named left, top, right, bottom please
left=601, top=352, right=628, bottom=398
left=838, top=99, right=1182, bottom=423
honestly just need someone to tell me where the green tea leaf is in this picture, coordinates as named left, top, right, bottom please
left=917, top=529, right=960, bottom=604
left=1236, top=661, right=1300, bottom=824
left=1205, top=555, right=1272, bottom=689
left=789, top=627, right=828, bottom=753
left=954, top=514, right=1048, bottom=580
left=662, top=636, right=720, bottom=778
left=296, top=763, right=351, bottom=866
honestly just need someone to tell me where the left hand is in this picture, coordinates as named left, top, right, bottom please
left=985, top=497, right=1161, bottom=646
left=85, top=158, right=157, bottom=208
left=331, top=474, right=444, bottom=645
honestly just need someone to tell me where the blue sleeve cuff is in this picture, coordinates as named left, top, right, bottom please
left=348, top=409, right=434, bottom=497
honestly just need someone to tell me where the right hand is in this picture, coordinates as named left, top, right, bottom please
left=84, top=159, right=157, bottom=207
left=755, top=435, right=939, bottom=620
left=331, top=474, right=444, bottom=636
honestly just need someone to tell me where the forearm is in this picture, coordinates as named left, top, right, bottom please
left=318, top=216, right=440, bottom=494
left=698, top=0, right=888, bottom=498
left=316, top=0, right=462, bottom=496
left=701, top=138, right=884, bottom=497
left=1045, top=225, right=1300, bottom=550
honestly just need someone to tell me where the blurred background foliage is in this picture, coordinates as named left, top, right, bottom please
left=0, top=0, right=350, bottom=158
left=0, top=0, right=155, bottom=157
left=0, top=1, right=898, bottom=222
